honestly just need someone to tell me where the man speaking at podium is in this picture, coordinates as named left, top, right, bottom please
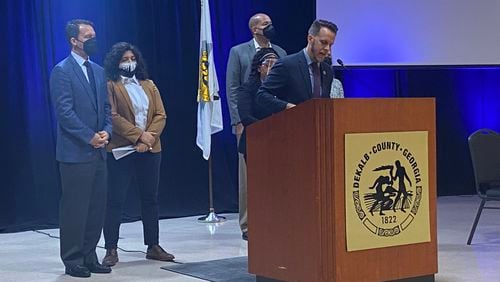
left=256, top=19, right=337, bottom=113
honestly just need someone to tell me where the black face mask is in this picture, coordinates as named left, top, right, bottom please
left=263, top=24, right=276, bottom=41
left=119, top=68, right=137, bottom=78
left=77, top=37, right=98, bottom=56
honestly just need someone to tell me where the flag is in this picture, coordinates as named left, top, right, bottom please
left=196, top=0, right=223, bottom=160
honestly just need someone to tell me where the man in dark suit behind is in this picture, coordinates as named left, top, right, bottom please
left=256, top=19, right=338, bottom=113
left=50, top=19, right=112, bottom=278
left=226, top=13, right=287, bottom=241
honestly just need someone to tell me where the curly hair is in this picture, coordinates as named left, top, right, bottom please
left=247, top=47, right=280, bottom=84
left=104, top=42, right=148, bottom=81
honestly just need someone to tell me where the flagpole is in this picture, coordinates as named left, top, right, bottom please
left=196, top=0, right=225, bottom=223
left=198, top=142, right=226, bottom=223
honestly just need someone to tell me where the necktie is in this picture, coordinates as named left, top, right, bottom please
left=83, top=60, right=97, bottom=102
left=311, top=63, right=321, bottom=98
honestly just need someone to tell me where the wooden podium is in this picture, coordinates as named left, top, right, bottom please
left=246, top=98, right=437, bottom=282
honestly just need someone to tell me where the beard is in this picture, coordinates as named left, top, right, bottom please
left=311, top=40, right=325, bottom=63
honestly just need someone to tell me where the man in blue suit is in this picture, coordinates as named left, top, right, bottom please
left=50, top=19, right=112, bottom=278
left=256, top=20, right=338, bottom=113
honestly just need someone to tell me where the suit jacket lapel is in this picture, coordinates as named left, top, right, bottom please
left=116, top=81, right=135, bottom=118
left=247, top=40, right=256, bottom=71
left=69, top=56, right=97, bottom=111
left=93, top=64, right=102, bottom=114
left=139, top=80, right=154, bottom=124
left=297, top=52, right=313, bottom=98
left=247, top=40, right=256, bottom=59
left=240, top=40, right=257, bottom=83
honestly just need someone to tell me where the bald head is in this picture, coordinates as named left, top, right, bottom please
left=248, top=13, right=271, bottom=31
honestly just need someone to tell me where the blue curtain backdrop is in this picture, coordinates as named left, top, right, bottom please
left=2, top=0, right=499, bottom=232
left=0, top=0, right=314, bottom=232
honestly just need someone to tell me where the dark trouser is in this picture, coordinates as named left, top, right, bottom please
left=59, top=160, right=107, bottom=267
left=103, top=152, right=161, bottom=249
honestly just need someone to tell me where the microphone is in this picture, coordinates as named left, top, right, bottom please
left=334, top=58, right=387, bottom=97
left=336, top=58, right=345, bottom=68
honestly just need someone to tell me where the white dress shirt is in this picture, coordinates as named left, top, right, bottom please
left=71, top=51, right=90, bottom=82
left=253, top=38, right=272, bottom=51
left=121, top=75, right=149, bottom=130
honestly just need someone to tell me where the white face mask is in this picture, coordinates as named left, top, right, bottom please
left=119, top=60, right=137, bottom=73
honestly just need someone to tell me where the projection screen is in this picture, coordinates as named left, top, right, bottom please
left=316, top=0, right=500, bottom=66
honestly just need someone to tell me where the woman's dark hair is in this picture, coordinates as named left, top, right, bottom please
left=247, top=47, right=280, bottom=84
left=104, top=42, right=148, bottom=81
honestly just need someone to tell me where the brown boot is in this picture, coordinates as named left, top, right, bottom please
left=102, top=249, right=118, bottom=267
left=146, top=245, right=175, bottom=261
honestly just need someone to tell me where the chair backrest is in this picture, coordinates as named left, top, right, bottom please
left=468, top=128, right=500, bottom=195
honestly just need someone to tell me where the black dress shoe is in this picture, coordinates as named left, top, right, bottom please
left=65, top=265, right=91, bottom=278
left=242, top=231, right=248, bottom=241
left=84, top=262, right=112, bottom=274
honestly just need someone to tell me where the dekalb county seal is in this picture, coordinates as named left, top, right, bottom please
left=351, top=141, right=424, bottom=237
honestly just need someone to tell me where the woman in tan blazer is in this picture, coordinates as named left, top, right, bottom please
left=101, top=42, right=173, bottom=266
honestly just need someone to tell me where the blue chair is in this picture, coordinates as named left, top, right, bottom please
left=467, top=129, right=500, bottom=245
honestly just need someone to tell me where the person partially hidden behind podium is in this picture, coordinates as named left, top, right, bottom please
left=255, top=19, right=338, bottom=113
left=49, top=19, right=112, bottom=278
left=101, top=42, right=173, bottom=267
left=238, top=48, right=280, bottom=158
left=226, top=13, right=287, bottom=242
left=237, top=48, right=280, bottom=240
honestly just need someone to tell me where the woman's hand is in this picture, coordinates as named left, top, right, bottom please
left=135, top=142, right=150, bottom=153
left=139, top=131, right=156, bottom=147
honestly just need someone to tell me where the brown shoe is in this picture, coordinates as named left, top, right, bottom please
left=102, top=249, right=118, bottom=267
left=146, top=245, right=175, bottom=261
